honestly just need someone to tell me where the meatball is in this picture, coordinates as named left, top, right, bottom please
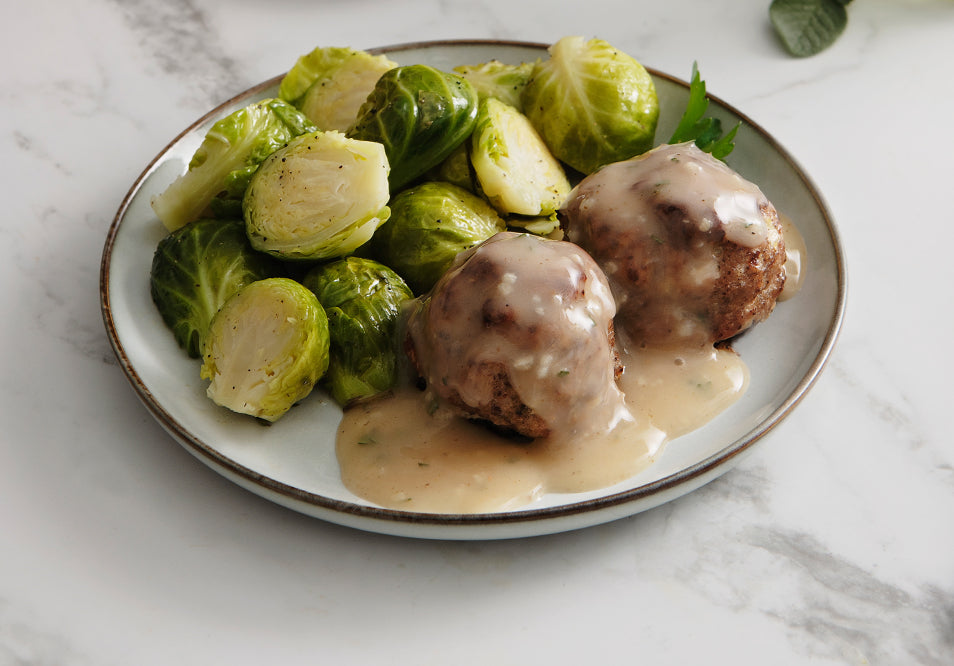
left=560, top=142, right=787, bottom=347
left=405, top=231, right=626, bottom=439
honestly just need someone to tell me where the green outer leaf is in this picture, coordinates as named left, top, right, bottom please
left=368, top=181, right=506, bottom=295
left=347, top=65, right=479, bottom=191
left=453, top=60, right=535, bottom=112
left=150, top=218, right=278, bottom=358
left=301, top=257, right=414, bottom=406
left=521, top=36, right=659, bottom=175
left=770, top=0, right=849, bottom=58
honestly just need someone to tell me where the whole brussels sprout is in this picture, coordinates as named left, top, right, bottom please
left=521, top=36, right=659, bottom=175
left=243, top=130, right=391, bottom=261
left=369, top=181, right=506, bottom=294
left=150, top=218, right=278, bottom=358
left=453, top=59, right=535, bottom=112
left=426, top=142, right=477, bottom=193
left=470, top=97, right=570, bottom=217
left=151, top=98, right=316, bottom=232
left=278, top=46, right=398, bottom=132
left=302, top=257, right=414, bottom=407
left=200, top=277, right=330, bottom=422
left=347, top=64, right=479, bottom=191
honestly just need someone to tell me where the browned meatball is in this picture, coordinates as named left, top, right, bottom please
left=405, top=231, right=625, bottom=439
left=560, top=142, right=787, bottom=347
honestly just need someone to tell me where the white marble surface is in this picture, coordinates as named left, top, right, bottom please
left=2, top=0, right=952, bottom=663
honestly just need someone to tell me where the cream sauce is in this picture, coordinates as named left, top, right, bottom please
left=332, top=159, right=807, bottom=514
left=336, top=344, right=748, bottom=513
left=564, top=142, right=774, bottom=251
left=778, top=212, right=806, bottom=302
left=561, top=142, right=785, bottom=347
left=405, top=231, right=625, bottom=439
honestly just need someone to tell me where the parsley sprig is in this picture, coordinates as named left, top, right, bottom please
left=668, top=62, right=740, bottom=161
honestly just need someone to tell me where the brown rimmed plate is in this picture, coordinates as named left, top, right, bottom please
left=100, top=40, right=846, bottom=540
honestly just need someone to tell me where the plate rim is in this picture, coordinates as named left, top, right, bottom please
left=100, top=38, right=847, bottom=536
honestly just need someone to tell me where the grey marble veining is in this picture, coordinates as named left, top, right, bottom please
left=107, top=0, right=245, bottom=109
left=2, top=0, right=952, bottom=664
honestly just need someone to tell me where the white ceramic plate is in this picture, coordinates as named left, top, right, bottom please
left=100, top=40, right=846, bottom=540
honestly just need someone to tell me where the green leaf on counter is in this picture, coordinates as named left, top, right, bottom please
left=770, top=0, right=852, bottom=58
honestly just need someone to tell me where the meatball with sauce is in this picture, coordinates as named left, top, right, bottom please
left=405, top=231, right=627, bottom=440
left=560, top=142, right=787, bottom=347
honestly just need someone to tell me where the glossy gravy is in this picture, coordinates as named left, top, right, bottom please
left=333, top=203, right=806, bottom=515
left=336, top=343, right=748, bottom=513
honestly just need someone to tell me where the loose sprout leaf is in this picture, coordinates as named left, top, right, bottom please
left=668, top=62, right=740, bottom=161
left=770, top=0, right=851, bottom=58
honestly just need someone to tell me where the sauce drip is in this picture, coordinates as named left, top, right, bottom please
left=778, top=213, right=806, bottom=302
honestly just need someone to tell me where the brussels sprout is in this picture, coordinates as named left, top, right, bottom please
left=369, top=181, right=506, bottom=294
left=507, top=217, right=561, bottom=237
left=453, top=59, right=535, bottom=112
left=470, top=97, right=570, bottom=217
left=150, top=218, right=278, bottom=358
left=522, top=36, right=659, bottom=175
left=301, top=257, right=413, bottom=407
left=278, top=46, right=398, bottom=132
left=426, top=142, right=476, bottom=193
left=243, top=129, right=391, bottom=261
left=347, top=64, right=479, bottom=191
left=200, top=278, right=330, bottom=422
left=151, top=99, right=317, bottom=232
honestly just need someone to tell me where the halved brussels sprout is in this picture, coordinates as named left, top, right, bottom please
left=243, top=130, right=391, bottom=261
left=369, top=181, right=506, bottom=294
left=522, top=36, right=659, bottom=175
left=151, top=99, right=316, bottom=232
left=150, top=218, right=278, bottom=358
left=347, top=64, right=479, bottom=191
left=471, top=97, right=570, bottom=217
left=200, top=278, right=330, bottom=422
left=278, top=46, right=398, bottom=132
left=302, top=257, right=413, bottom=407
left=453, top=60, right=535, bottom=112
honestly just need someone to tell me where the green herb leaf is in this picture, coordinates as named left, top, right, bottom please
left=668, top=62, right=740, bottom=161
left=770, top=0, right=851, bottom=58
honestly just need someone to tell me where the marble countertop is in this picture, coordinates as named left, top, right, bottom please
left=3, top=0, right=952, bottom=663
